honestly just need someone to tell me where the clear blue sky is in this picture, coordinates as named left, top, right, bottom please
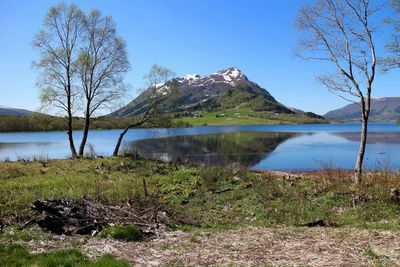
left=0, top=0, right=398, bottom=115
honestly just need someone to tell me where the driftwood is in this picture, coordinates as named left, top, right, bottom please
left=31, top=198, right=165, bottom=235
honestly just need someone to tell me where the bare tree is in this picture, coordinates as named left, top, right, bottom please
left=113, top=65, right=176, bottom=157
left=76, top=10, right=130, bottom=156
left=381, top=0, right=400, bottom=71
left=33, top=3, right=85, bottom=157
left=295, top=0, right=382, bottom=184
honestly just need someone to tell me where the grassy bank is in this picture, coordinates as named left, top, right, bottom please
left=1, top=157, right=400, bottom=265
left=1, top=157, right=399, bottom=231
left=173, top=108, right=327, bottom=126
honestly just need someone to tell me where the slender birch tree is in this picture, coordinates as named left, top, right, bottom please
left=295, top=0, right=382, bottom=184
left=382, top=0, right=400, bottom=71
left=76, top=10, right=130, bottom=156
left=33, top=3, right=85, bottom=157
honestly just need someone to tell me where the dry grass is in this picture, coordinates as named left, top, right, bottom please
left=8, top=226, right=400, bottom=266
left=82, top=227, right=400, bottom=266
left=288, top=169, right=400, bottom=192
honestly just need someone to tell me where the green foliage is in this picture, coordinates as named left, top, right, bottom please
left=159, top=168, right=201, bottom=205
left=0, top=107, right=326, bottom=132
left=198, top=167, right=237, bottom=191
left=0, top=227, right=44, bottom=242
left=0, top=114, right=143, bottom=132
left=171, top=120, right=192, bottom=128
left=101, top=224, right=144, bottom=242
left=214, top=86, right=291, bottom=114
left=0, top=244, right=130, bottom=267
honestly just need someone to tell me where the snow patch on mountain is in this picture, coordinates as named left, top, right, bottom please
left=373, top=97, right=388, bottom=102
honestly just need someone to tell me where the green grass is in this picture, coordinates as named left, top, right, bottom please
left=0, top=244, right=130, bottom=267
left=1, top=158, right=399, bottom=231
left=0, top=158, right=174, bottom=219
left=0, top=225, right=52, bottom=242
left=101, top=224, right=144, bottom=242
left=173, top=108, right=327, bottom=126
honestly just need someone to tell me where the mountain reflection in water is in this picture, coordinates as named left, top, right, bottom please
left=334, top=132, right=400, bottom=144
left=129, top=132, right=297, bottom=168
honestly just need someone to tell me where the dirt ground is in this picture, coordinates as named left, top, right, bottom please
left=15, top=226, right=400, bottom=266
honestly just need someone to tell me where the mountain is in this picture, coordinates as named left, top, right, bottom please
left=290, top=107, right=306, bottom=114
left=324, top=97, right=400, bottom=121
left=290, top=107, right=325, bottom=120
left=0, top=105, right=32, bottom=117
left=112, top=67, right=294, bottom=117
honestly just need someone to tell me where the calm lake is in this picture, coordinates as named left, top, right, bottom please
left=0, top=122, right=399, bottom=171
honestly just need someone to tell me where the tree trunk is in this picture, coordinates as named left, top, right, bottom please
left=66, top=64, right=77, bottom=158
left=113, top=126, right=130, bottom=157
left=354, top=115, right=368, bottom=185
left=67, top=95, right=77, bottom=158
left=79, top=108, right=91, bottom=157
left=67, top=115, right=77, bottom=158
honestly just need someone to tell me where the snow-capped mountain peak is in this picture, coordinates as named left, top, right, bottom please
left=112, top=66, right=294, bottom=117
left=211, top=67, right=248, bottom=85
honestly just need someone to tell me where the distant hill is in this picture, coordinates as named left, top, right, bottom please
left=324, top=97, right=400, bottom=121
left=0, top=105, right=32, bottom=117
left=111, top=67, right=294, bottom=117
left=290, top=107, right=325, bottom=120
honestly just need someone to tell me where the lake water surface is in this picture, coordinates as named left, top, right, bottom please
left=0, top=122, right=399, bottom=171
